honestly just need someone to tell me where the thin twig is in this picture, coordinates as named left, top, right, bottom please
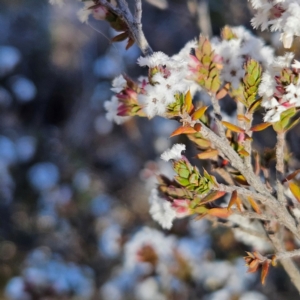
left=99, top=0, right=153, bottom=56
left=199, top=121, right=299, bottom=238
left=215, top=183, right=270, bottom=204
left=244, top=111, right=253, bottom=171
left=231, top=209, right=276, bottom=222
left=210, top=93, right=226, bottom=140
left=134, top=0, right=142, bottom=24
left=276, top=249, right=300, bottom=260
left=276, top=131, right=286, bottom=205
left=269, top=232, right=300, bottom=294
left=196, top=0, right=212, bottom=36
left=214, top=220, right=271, bottom=243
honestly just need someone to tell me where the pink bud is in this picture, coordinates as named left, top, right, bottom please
left=172, top=199, right=191, bottom=218
left=92, top=5, right=108, bottom=20
left=238, top=132, right=245, bottom=142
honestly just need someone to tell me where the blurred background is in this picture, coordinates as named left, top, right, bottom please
left=0, top=0, right=300, bottom=299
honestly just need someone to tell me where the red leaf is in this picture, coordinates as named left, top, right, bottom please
left=289, top=181, right=300, bottom=202
left=261, top=261, right=270, bottom=285
left=192, top=106, right=208, bottom=120
left=248, top=197, right=261, bottom=214
left=170, top=126, right=197, bottom=137
left=126, top=38, right=135, bottom=50
left=250, top=122, right=271, bottom=132
left=207, top=207, right=232, bottom=218
left=199, top=191, right=226, bottom=205
left=216, top=83, right=230, bottom=100
left=221, top=121, right=245, bottom=133
left=227, top=190, right=242, bottom=211
left=282, top=169, right=300, bottom=183
left=184, top=90, right=193, bottom=114
left=197, top=149, right=219, bottom=160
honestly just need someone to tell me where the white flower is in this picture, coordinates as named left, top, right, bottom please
left=250, top=0, right=300, bottom=49
left=104, top=96, right=131, bottom=125
left=123, top=227, right=176, bottom=270
left=263, top=105, right=286, bottom=122
left=137, top=52, right=171, bottom=68
left=161, top=144, right=186, bottom=161
left=229, top=214, right=272, bottom=252
left=149, top=188, right=176, bottom=229
left=77, top=1, right=94, bottom=23
left=283, top=83, right=300, bottom=105
left=111, top=75, right=127, bottom=93
left=292, top=59, right=300, bottom=69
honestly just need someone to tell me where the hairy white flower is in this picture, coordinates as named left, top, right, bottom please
left=250, top=0, right=300, bottom=48
left=111, top=75, right=127, bottom=93
left=161, top=143, right=186, bottom=161
left=104, top=96, right=131, bottom=125
left=124, top=227, right=176, bottom=270
left=258, top=52, right=300, bottom=122
left=229, top=215, right=272, bottom=252
left=149, top=188, right=176, bottom=229
left=137, top=52, right=172, bottom=68
left=77, top=1, right=94, bottom=23
left=211, top=26, right=273, bottom=89
left=263, top=105, right=286, bottom=122
left=292, top=59, right=300, bottom=69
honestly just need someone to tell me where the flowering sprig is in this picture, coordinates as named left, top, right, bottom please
left=259, top=53, right=300, bottom=128
left=67, top=0, right=300, bottom=293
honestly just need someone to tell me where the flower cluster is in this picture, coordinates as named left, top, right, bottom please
left=250, top=0, right=300, bottom=48
left=259, top=53, right=300, bottom=123
left=211, top=26, right=273, bottom=89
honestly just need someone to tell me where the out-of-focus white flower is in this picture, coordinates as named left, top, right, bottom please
left=240, top=291, right=268, bottom=300
left=161, top=143, right=186, bottom=161
left=250, top=0, right=300, bottom=48
left=228, top=215, right=272, bottom=252
left=211, top=26, right=274, bottom=89
left=111, top=75, right=127, bottom=93
left=124, top=227, right=176, bottom=271
left=77, top=1, right=94, bottom=23
left=104, top=96, right=131, bottom=124
left=134, top=278, right=166, bottom=300
left=99, top=224, right=122, bottom=258
left=149, top=188, right=176, bottom=229
left=292, top=59, right=300, bottom=69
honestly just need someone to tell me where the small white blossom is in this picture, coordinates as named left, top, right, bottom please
left=211, top=26, right=274, bottom=89
left=263, top=105, right=286, bottom=122
left=292, top=59, right=300, bottom=69
left=124, top=226, right=176, bottom=270
left=149, top=188, right=176, bottom=229
left=161, top=144, right=186, bottom=161
left=137, top=52, right=171, bottom=68
left=77, top=1, right=94, bottom=23
left=229, top=215, right=272, bottom=252
left=104, top=96, right=131, bottom=125
left=49, top=0, right=64, bottom=6
left=111, top=75, right=127, bottom=93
